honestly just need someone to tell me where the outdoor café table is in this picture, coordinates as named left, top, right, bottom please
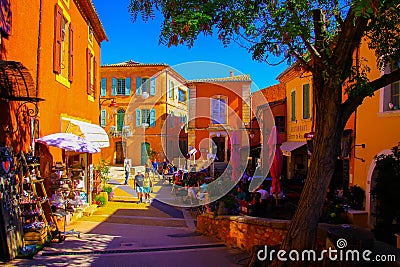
left=165, top=174, right=174, bottom=184
left=327, top=224, right=374, bottom=250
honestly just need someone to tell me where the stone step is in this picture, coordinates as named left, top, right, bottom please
left=83, top=204, right=98, bottom=217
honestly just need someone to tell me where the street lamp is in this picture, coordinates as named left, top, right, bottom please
left=99, top=97, right=118, bottom=125
left=100, top=97, right=118, bottom=108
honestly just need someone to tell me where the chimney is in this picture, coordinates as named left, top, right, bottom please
left=230, top=70, right=234, bottom=77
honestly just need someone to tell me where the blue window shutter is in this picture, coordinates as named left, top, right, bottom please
left=100, top=109, right=106, bottom=127
left=150, top=109, right=156, bottom=127
left=101, top=78, right=106, bottom=96
left=303, top=84, right=310, bottom=119
left=150, top=77, right=156, bottom=95
left=136, top=109, right=141, bottom=127
left=111, top=78, right=117, bottom=96
left=136, top=77, right=141, bottom=95
left=126, top=77, right=131, bottom=96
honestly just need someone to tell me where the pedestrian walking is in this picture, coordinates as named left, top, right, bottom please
left=124, top=159, right=131, bottom=185
left=143, top=172, right=153, bottom=203
left=152, top=160, right=159, bottom=179
left=161, top=158, right=169, bottom=180
left=134, top=171, right=144, bottom=204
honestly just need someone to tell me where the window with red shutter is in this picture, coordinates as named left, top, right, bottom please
left=53, top=5, right=63, bottom=74
left=68, top=23, right=74, bottom=82
left=86, top=48, right=92, bottom=94
left=93, top=56, right=97, bottom=98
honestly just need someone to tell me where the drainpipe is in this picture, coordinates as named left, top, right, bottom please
left=165, top=69, right=168, bottom=161
left=33, top=0, right=43, bottom=155
left=35, top=0, right=43, bottom=99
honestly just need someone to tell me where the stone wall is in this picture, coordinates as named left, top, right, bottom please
left=196, top=214, right=290, bottom=251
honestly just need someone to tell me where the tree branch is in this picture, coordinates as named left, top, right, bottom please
left=342, top=68, right=400, bottom=121
left=332, top=7, right=368, bottom=68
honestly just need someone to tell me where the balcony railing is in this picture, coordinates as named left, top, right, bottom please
left=109, top=126, right=132, bottom=138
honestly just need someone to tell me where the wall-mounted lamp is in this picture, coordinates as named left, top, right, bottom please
left=100, top=97, right=118, bottom=107
left=352, top=143, right=366, bottom=162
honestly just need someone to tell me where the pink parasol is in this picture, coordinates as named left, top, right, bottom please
left=230, top=130, right=240, bottom=181
left=268, top=126, right=283, bottom=196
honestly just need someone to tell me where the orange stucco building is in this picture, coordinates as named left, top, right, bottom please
left=277, top=63, right=356, bottom=191
left=0, top=0, right=107, bottom=202
left=0, top=0, right=42, bottom=153
left=37, top=0, right=107, bottom=166
left=352, top=40, right=400, bottom=227
left=100, top=61, right=188, bottom=167
left=186, top=72, right=252, bottom=174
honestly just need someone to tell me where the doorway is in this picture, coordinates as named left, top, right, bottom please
left=115, top=141, right=125, bottom=164
left=141, top=142, right=150, bottom=165
left=212, top=136, right=225, bottom=162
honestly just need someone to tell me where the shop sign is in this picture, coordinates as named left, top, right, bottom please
left=304, top=132, right=316, bottom=139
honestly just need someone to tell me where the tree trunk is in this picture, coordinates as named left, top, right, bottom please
left=268, top=78, right=345, bottom=267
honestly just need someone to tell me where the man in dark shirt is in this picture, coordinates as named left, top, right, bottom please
left=134, top=171, right=145, bottom=204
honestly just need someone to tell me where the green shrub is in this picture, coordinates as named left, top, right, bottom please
left=94, top=195, right=107, bottom=206
left=102, top=185, right=113, bottom=194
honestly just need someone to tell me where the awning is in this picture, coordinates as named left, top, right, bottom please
left=62, top=118, right=110, bottom=148
left=0, top=60, right=44, bottom=102
left=281, top=141, right=306, bottom=157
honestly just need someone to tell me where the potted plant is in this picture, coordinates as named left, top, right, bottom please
left=102, top=185, right=114, bottom=201
left=94, top=194, right=107, bottom=207
left=95, top=159, right=110, bottom=187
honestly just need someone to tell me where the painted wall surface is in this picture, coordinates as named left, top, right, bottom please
left=353, top=41, right=400, bottom=192
left=35, top=0, right=105, bottom=164
left=187, top=77, right=252, bottom=164
left=278, top=65, right=356, bottom=180
left=0, top=0, right=41, bottom=152
left=280, top=69, right=313, bottom=142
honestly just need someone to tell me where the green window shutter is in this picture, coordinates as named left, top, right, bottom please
left=136, top=77, right=141, bottom=95
left=136, top=109, right=141, bottom=127
left=150, top=77, right=156, bottom=96
left=101, top=78, right=106, bottom=96
left=303, top=84, right=310, bottom=119
left=126, top=77, right=131, bottom=96
left=291, top=91, right=296, bottom=121
left=100, top=109, right=106, bottom=127
left=111, top=78, right=117, bottom=96
left=150, top=109, right=156, bottom=127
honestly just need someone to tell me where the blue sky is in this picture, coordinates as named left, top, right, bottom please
left=92, top=0, right=289, bottom=91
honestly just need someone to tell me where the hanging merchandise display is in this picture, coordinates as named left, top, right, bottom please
left=0, top=148, right=63, bottom=262
left=0, top=147, right=23, bottom=262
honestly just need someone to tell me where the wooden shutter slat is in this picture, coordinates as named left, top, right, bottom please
left=68, top=23, right=74, bottom=82
left=93, top=56, right=97, bottom=98
left=86, top=48, right=92, bottom=95
left=53, top=5, right=63, bottom=74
